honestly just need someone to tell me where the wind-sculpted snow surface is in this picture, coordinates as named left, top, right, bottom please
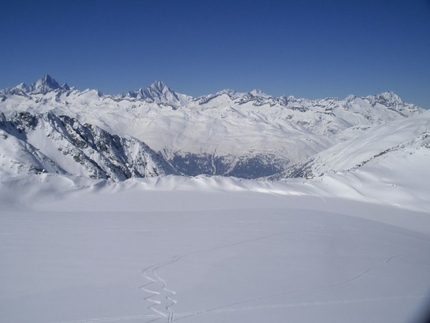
left=0, top=75, right=423, bottom=178
left=0, top=174, right=430, bottom=323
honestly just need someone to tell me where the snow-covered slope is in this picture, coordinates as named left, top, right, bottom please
left=0, top=112, right=175, bottom=180
left=275, top=110, right=430, bottom=178
left=0, top=75, right=423, bottom=178
left=265, top=110, right=430, bottom=209
left=1, top=173, right=430, bottom=323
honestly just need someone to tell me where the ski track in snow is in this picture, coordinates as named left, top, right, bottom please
left=139, top=232, right=285, bottom=322
left=141, top=256, right=182, bottom=323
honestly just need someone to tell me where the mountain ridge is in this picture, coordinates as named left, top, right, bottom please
left=0, top=111, right=176, bottom=180
left=269, top=110, right=430, bottom=180
left=0, top=75, right=417, bottom=108
left=0, top=75, right=425, bottom=179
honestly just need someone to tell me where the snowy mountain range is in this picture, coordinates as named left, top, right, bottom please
left=0, top=75, right=425, bottom=180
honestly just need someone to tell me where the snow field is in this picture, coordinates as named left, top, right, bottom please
left=1, top=174, right=430, bottom=323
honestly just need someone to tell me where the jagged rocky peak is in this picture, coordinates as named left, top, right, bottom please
left=237, top=88, right=276, bottom=105
left=2, top=74, right=72, bottom=95
left=248, top=88, right=271, bottom=98
left=142, top=81, right=179, bottom=101
left=15, top=82, right=30, bottom=92
left=345, top=94, right=356, bottom=101
left=374, top=91, right=403, bottom=105
left=123, top=81, right=180, bottom=104
left=148, top=81, right=170, bottom=93
left=197, top=89, right=240, bottom=104
left=217, top=88, right=238, bottom=97
left=31, top=75, right=62, bottom=93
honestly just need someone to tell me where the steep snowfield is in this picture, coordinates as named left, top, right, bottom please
left=0, top=75, right=423, bottom=177
left=0, top=112, right=175, bottom=180
left=0, top=174, right=429, bottom=323
left=285, top=110, right=430, bottom=176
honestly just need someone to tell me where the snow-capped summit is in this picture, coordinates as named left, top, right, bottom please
left=141, top=81, right=179, bottom=103
left=372, top=91, right=404, bottom=105
left=248, top=89, right=271, bottom=98
left=14, top=82, right=30, bottom=92
left=122, top=81, right=192, bottom=107
left=148, top=80, right=170, bottom=93
left=30, top=75, right=63, bottom=94
left=1, top=75, right=70, bottom=96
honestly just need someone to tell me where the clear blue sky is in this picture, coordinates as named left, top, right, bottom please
left=1, top=0, right=429, bottom=108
